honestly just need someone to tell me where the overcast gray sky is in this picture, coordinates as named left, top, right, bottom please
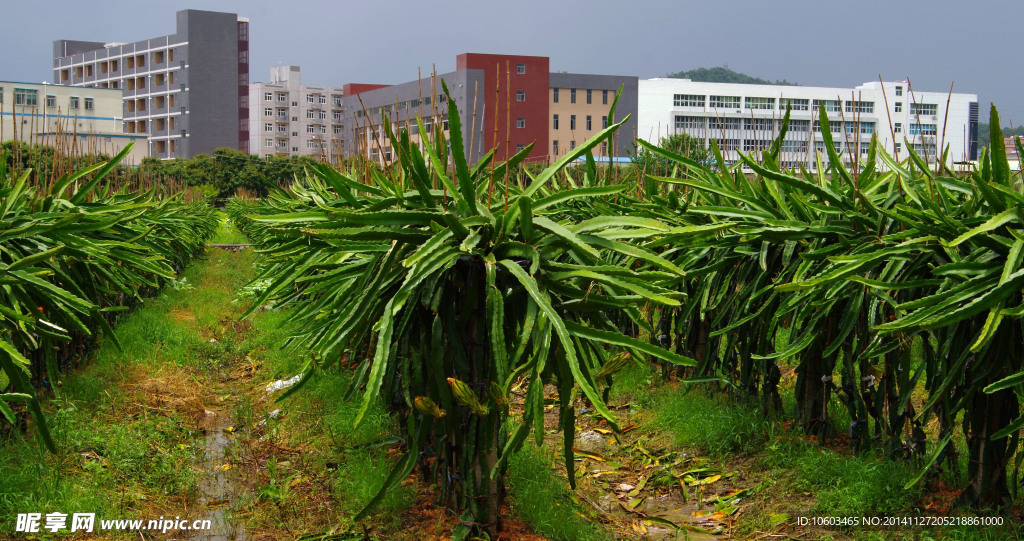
left=5, top=0, right=1019, bottom=126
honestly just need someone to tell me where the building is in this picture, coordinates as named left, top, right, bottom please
left=249, top=66, right=344, bottom=160
left=0, top=80, right=148, bottom=163
left=1003, top=136, right=1022, bottom=171
left=550, top=72, right=638, bottom=161
left=52, top=9, right=250, bottom=160
left=638, top=79, right=979, bottom=169
left=342, top=53, right=638, bottom=166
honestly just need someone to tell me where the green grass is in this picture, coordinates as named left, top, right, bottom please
left=507, top=442, right=614, bottom=541
left=211, top=213, right=251, bottom=244
left=650, top=386, right=775, bottom=456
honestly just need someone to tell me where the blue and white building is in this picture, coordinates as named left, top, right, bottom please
left=638, top=78, right=979, bottom=169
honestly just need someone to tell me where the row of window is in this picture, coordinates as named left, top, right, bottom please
left=674, top=115, right=882, bottom=134
left=263, top=123, right=342, bottom=135
left=125, top=116, right=177, bottom=134
left=552, top=88, right=611, bottom=105
left=355, top=95, right=446, bottom=118
left=2, top=88, right=98, bottom=110
left=262, top=135, right=339, bottom=149
left=59, top=50, right=177, bottom=82
left=552, top=114, right=609, bottom=130
left=552, top=140, right=609, bottom=154
left=262, top=107, right=343, bottom=122
left=262, top=91, right=343, bottom=107
left=674, top=94, right=930, bottom=116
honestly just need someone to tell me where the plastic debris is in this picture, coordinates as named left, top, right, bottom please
left=265, top=375, right=302, bottom=393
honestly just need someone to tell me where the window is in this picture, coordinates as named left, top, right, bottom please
left=319, top=125, right=327, bottom=134
left=264, top=123, right=273, bottom=132
left=708, top=117, right=741, bottom=130
left=570, top=140, right=576, bottom=150
left=333, top=95, right=343, bottom=107
left=307, top=95, right=314, bottom=103
left=844, top=101, right=874, bottom=114
left=894, top=122, right=902, bottom=133
left=778, top=98, right=809, bottom=111
left=714, top=139, right=740, bottom=151
left=895, top=142, right=902, bottom=152
left=602, top=115, right=608, bottom=129
left=673, top=94, right=704, bottom=107
left=69, top=96, right=79, bottom=109
left=895, top=86, right=903, bottom=96
left=570, top=88, right=576, bottom=104
left=909, top=123, right=937, bottom=135
left=334, top=126, right=342, bottom=134
left=307, top=126, right=315, bottom=134
left=780, top=140, right=808, bottom=153
left=570, top=115, right=576, bottom=130
left=319, top=111, right=327, bottom=120
left=517, top=63, right=525, bottom=74
left=516, top=91, right=525, bottom=102
left=586, top=89, right=592, bottom=104
left=307, top=110, right=315, bottom=119
left=46, top=94, right=56, bottom=107
left=333, top=111, right=342, bottom=122
left=265, top=107, right=273, bottom=117
left=278, top=125, right=286, bottom=132
left=895, top=102, right=902, bottom=113
left=743, top=139, right=770, bottom=152
left=516, top=118, right=525, bottom=128
left=553, top=88, right=559, bottom=103
left=153, top=50, right=164, bottom=64
left=553, top=140, right=559, bottom=154
left=516, top=144, right=526, bottom=152
left=709, top=95, right=741, bottom=109
left=812, top=99, right=842, bottom=112
left=744, top=97, right=775, bottom=110
left=319, top=95, right=326, bottom=104
left=744, top=118, right=774, bottom=131
left=586, top=115, right=592, bottom=130
left=675, top=115, right=704, bottom=130
left=860, top=122, right=874, bottom=134
left=910, top=103, right=938, bottom=116
left=789, top=119, right=810, bottom=132
left=553, top=114, right=559, bottom=129
left=603, top=90, right=608, bottom=105
left=601, top=141, right=608, bottom=155
left=84, top=97, right=94, bottom=110
left=264, top=92, right=274, bottom=103
left=14, top=88, right=38, bottom=106
left=265, top=139, right=276, bottom=149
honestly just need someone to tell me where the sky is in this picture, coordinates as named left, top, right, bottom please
left=5, top=0, right=1020, bottom=126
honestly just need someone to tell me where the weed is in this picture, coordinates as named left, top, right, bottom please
left=506, top=442, right=614, bottom=541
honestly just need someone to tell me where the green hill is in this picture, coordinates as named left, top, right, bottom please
left=666, top=67, right=798, bottom=86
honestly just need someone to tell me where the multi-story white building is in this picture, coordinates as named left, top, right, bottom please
left=249, top=66, right=343, bottom=160
left=638, top=79, right=979, bottom=169
left=0, top=80, right=148, bottom=163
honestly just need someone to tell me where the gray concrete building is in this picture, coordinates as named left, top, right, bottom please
left=52, top=9, right=250, bottom=159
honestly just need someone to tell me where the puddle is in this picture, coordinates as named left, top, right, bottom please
left=181, top=408, right=246, bottom=540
